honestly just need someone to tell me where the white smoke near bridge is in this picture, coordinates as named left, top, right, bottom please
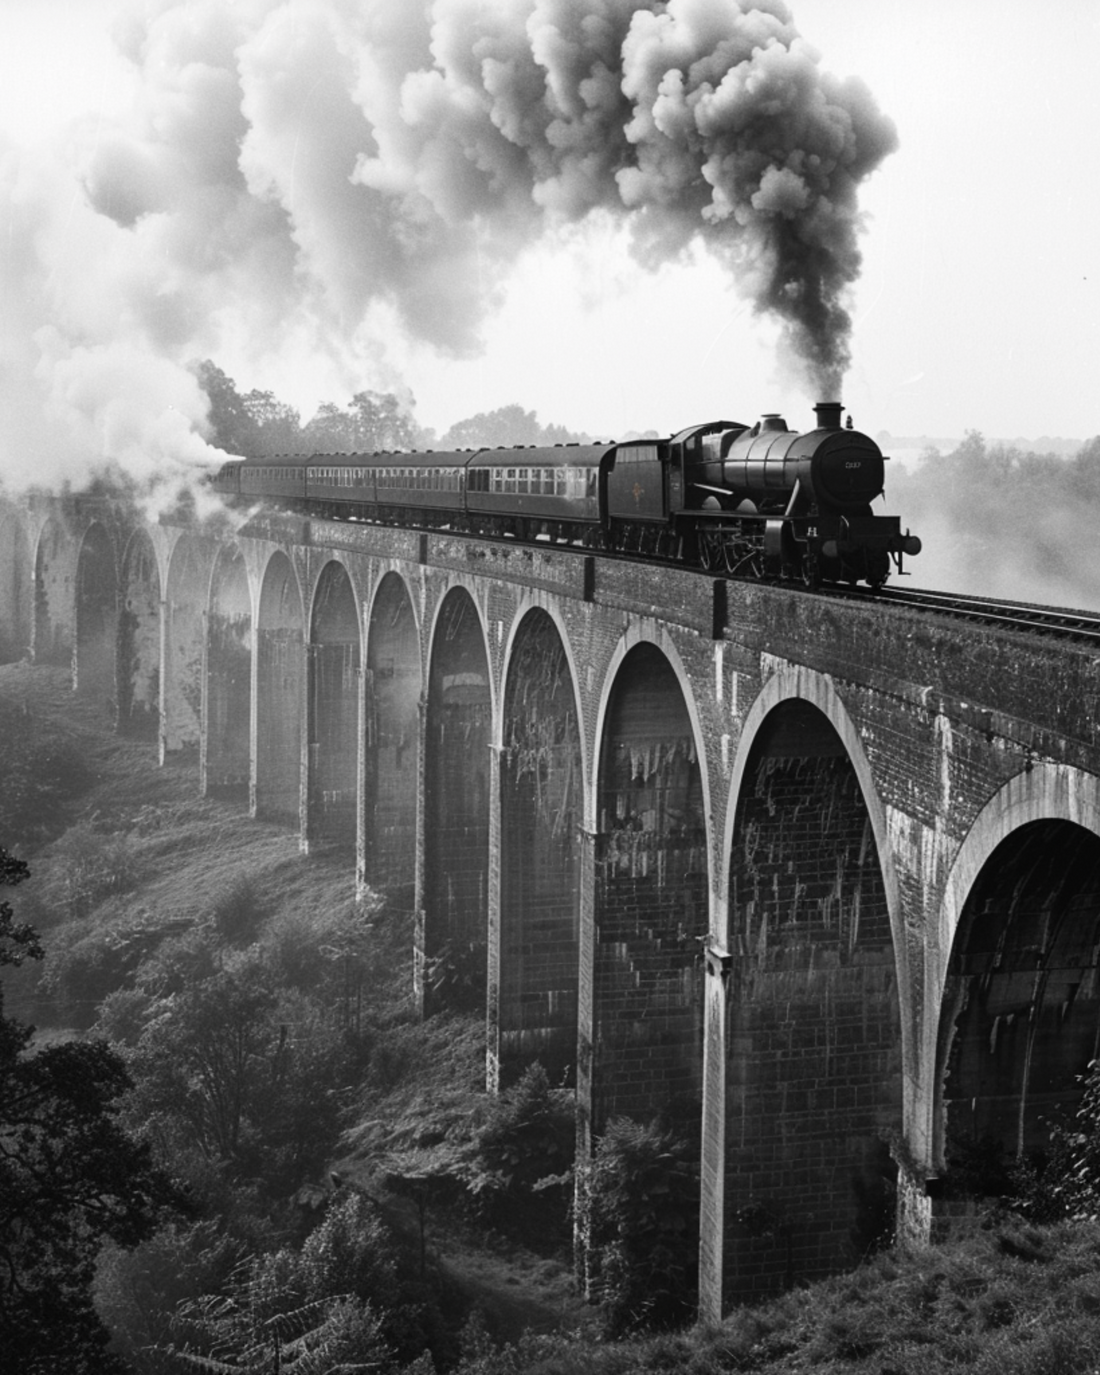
left=0, top=0, right=896, bottom=504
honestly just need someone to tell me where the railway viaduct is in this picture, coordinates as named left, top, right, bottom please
left=3, top=489, right=1100, bottom=1320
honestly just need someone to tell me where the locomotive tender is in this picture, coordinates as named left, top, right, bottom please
left=212, top=400, right=920, bottom=588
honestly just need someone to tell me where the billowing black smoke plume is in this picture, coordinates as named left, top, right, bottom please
left=1, top=0, right=895, bottom=501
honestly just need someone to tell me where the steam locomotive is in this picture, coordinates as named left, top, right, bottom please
left=212, top=400, right=920, bottom=588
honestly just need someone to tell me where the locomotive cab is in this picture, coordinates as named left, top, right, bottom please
left=669, top=420, right=748, bottom=511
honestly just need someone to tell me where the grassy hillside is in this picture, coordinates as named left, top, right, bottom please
left=0, top=662, right=370, bottom=1030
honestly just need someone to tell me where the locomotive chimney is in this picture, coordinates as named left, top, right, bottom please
left=814, top=401, right=844, bottom=430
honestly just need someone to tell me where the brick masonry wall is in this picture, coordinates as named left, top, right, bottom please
left=724, top=704, right=902, bottom=1299
left=33, top=512, right=78, bottom=666
left=255, top=626, right=303, bottom=822
left=424, top=588, right=491, bottom=1015
left=307, top=564, right=360, bottom=846
left=116, top=529, right=161, bottom=739
left=0, top=505, right=32, bottom=663
left=74, top=523, right=119, bottom=707
left=365, top=575, right=420, bottom=892
left=500, top=608, right=581, bottom=1085
left=163, top=533, right=214, bottom=757
left=205, top=609, right=251, bottom=791
left=594, top=642, right=708, bottom=1128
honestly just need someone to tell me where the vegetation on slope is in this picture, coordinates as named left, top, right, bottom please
left=4, top=662, right=1100, bottom=1373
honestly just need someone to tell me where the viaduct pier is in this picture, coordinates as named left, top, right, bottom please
left=4, top=491, right=1100, bottom=1319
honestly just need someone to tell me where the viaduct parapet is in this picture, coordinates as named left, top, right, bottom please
left=4, top=491, right=1100, bottom=1319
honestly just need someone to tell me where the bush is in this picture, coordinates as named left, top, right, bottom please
left=94, top=1221, right=242, bottom=1374
left=297, top=1190, right=456, bottom=1368
left=1011, top=1059, right=1100, bottom=1223
left=0, top=701, right=91, bottom=847
left=167, top=1242, right=395, bottom=1375
left=45, top=821, right=142, bottom=921
left=210, top=874, right=264, bottom=946
left=468, top=1063, right=574, bottom=1233
left=576, top=1117, right=699, bottom=1337
left=41, top=908, right=169, bottom=1028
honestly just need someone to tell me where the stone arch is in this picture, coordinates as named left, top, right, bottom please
left=204, top=545, right=252, bottom=798
left=719, top=664, right=908, bottom=1024
left=933, top=765, right=1100, bottom=1182
left=255, top=550, right=306, bottom=825
left=590, top=633, right=709, bottom=1130
left=117, top=528, right=161, bottom=740
left=163, top=533, right=215, bottom=758
left=0, top=506, right=32, bottom=663
left=364, top=570, right=421, bottom=898
left=307, top=559, right=362, bottom=847
left=497, top=604, right=584, bottom=1086
left=33, top=515, right=74, bottom=667
left=720, top=665, right=903, bottom=1299
left=423, top=585, right=493, bottom=1016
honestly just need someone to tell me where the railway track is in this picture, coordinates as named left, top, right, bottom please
left=824, top=583, right=1100, bottom=645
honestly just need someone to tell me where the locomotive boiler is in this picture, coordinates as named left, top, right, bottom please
left=212, top=400, right=920, bottom=589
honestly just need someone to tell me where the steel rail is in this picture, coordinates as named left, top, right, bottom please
left=822, top=583, right=1100, bottom=645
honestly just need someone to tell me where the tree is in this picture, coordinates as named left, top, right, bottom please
left=240, top=389, right=302, bottom=456
left=192, top=360, right=260, bottom=458
left=439, top=404, right=591, bottom=450
left=349, top=390, right=419, bottom=453
left=300, top=400, right=354, bottom=453
left=0, top=847, right=180, bottom=1372
left=301, top=391, right=420, bottom=454
left=439, top=405, right=544, bottom=450
left=0, top=848, right=39, bottom=971
left=122, top=953, right=349, bottom=1197
left=193, top=361, right=303, bottom=458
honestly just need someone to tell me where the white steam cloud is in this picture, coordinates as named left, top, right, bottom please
left=1, top=0, right=896, bottom=504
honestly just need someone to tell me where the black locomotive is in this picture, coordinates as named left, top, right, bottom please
left=212, top=400, right=920, bottom=588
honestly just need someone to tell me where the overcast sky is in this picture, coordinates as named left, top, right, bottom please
left=1, top=0, right=1098, bottom=493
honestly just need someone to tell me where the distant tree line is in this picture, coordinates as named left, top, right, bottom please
left=193, top=361, right=590, bottom=459
left=884, top=430, right=1100, bottom=609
